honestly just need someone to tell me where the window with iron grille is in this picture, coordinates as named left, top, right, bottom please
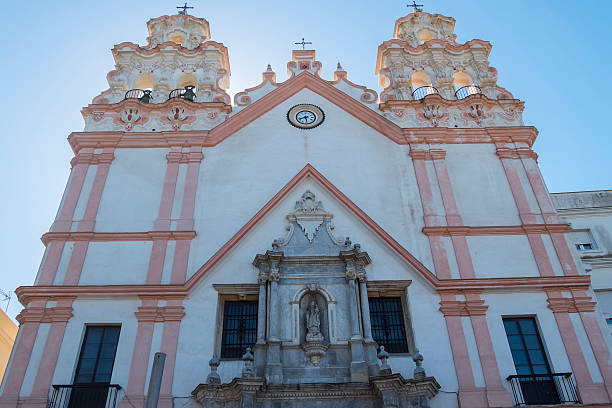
left=74, top=326, right=121, bottom=384
left=369, top=297, right=409, bottom=353
left=220, top=301, right=258, bottom=359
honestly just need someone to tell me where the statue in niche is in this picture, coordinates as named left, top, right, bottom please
left=306, top=301, right=323, bottom=341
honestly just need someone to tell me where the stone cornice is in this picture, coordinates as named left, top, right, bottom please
left=41, top=230, right=196, bottom=246
left=70, top=151, right=115, bottom=167
left=546, top=289, right=596, bottom=313
left=422, top=224, right=571, bottom=237
left=16, top=298, right=75, bottom=325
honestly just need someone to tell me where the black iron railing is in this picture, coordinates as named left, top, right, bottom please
left=507, top=373, right=579, bottom=406
left=48, top=384, right=122, bottom=408
left=124, top=89, right=152, bottom=103
left=411, top=86, right=438, bottom=100
left=169, top=85, right=196, bottom=101
left=454, top=85, right=482, bottom=100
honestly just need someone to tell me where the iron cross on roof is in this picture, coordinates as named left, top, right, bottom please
left=177, top=2, right=194, bottom=14
left=408, top=1, right=424, bottom=12
left=294, top=38, right=313, bottom=50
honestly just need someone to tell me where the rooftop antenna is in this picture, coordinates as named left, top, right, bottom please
left=177, top=2, right=194, bottom=15
left=408, top=1, right=424, bottom=12
left=294, top=38, right=313, bottom=50
left=0, top=289, right=12, bottom=313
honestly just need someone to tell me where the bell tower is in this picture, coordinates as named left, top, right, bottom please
left=376, top=10, right=507, bottom=101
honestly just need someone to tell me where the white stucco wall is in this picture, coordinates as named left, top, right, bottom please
left=188, top=90, right=432, bottom=279
left=79, top=241, right=152, bottom=285
left=444, top=144, right=519, bottom=226
left=468, top=235, right=539, bottom=278
left=95, top=148, right=166, bottom=232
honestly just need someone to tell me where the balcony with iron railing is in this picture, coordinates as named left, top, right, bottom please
left=454, top=85, right=482, bottom=100
left=411, top=85, right=439, bottom=100
left=123, top=89, right=152, bottom=103
left=48, top=384, right=122, bottom=408
left=169, top=85, right=197, bottom=101
left=507, top=373, right=579, bottom=406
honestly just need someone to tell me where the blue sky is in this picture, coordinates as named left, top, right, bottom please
left=0, top=0, right=610, bottom=320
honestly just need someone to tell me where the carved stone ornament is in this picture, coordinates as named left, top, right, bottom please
left=167, top=106, right=187, bottom=130
left=422, top=104, right=443, bottom=127
left=286, top=190, right=333, bottom=243
left=120, top=108, right=141, bottom=130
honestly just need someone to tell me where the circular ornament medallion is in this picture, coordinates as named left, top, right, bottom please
left=287, top=104, right=325, bottom=129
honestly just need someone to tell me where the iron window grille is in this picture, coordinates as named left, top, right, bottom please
left=220, top=301, right=258, bottom=359
left=369, top=297, right=410, bottom=353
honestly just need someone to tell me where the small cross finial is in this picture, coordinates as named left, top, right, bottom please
left=177, top=2, right=194, bottom=15
left=294, top=37, right=313, bottom=50
left=408, top=1, right=424, bottom=12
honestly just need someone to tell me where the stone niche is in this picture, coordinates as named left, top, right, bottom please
left=192, top=191, right=439, bottom=407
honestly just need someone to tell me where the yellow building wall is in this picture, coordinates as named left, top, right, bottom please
left=0, top=309, right=17, bottom=383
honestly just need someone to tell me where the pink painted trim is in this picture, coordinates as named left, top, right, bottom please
left=579, top=309, right=612, bottom=400
left=159, top=302, right=182, bottom=396
left=125, top=319, right=155, bottom=397
left=37, top=241, right=66, bottom=285
left=520, top=156, right=559, bottom=224
left=410, top=154, right=441, bottom=227
left=498, top=157, right=538, bottom=224
left=154, top=147, right=182, bottom=230
left=170, top=241, right=190, bottom=284
left=450, top=236, right=476, bottom=279
left=41, top=230, right=196, bottom=245
left=428, top=236, right=452, bottom=279
left=176, top=148, right=202, bottom=230
left=443, top=313, right=476, bottom=388
left=525, top=234, right=555, bottom=276
left=77, top=149, right=114, bottom=232
left=422, top=223, right=571, bottom=236
left=63, top=241, right=89, bottom=285
left=431, top=154, right=462, bottom=226
left=147, top=240, right=168, bottom=285
left=53, top=148, right=93, bottom=232
left=31, top=321, right=68, bottom=395
left=550, top=233, right=579, bottom=276
left=468, top=312, right=513, bottom=406
left=0, top=300, right=45, bottom=397
left=552, top=311, right=593, bottom=385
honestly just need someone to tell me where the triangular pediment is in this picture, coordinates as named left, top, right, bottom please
left=206, top=72, right=403, bottom=146
left=185, top=164, right=437, bottom=290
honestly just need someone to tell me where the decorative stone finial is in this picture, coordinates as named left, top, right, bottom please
left=206, top=354, right=221, bottom=384
left=378, top=346, right=391, bottom=375
left=413, top=348, right=425, bottom=380
left=266, top=64, right=273, bottom=72
left=353, top=243, right=361, bottom=251
left=344, top=237, right=352, bottom=247
left=336, top=62, right=343, bottom=71
left=241, top=347, right=255, bottom=378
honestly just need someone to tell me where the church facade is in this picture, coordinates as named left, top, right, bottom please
left=1, top=8, right=612, bottom=408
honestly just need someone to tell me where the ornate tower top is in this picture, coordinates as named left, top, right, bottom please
left=146, top=14, right=211, bottom=50
left=393, top=12, right=457, bottom=47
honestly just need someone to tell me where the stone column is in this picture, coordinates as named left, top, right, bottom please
left=357, top=265, right=379, bottom=377
left=346, top=260, right=368, bottom=382
left=256, top=272, right=268, bottom=344
left=266, top=262, right=282, bottom=384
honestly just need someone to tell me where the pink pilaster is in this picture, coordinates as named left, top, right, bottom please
left=38, top=149, right=95, bottom=285
left=547, top=290, right=608, bottom=403
left=147, top=147, right=182, bottom=285
left=63, top=150, right=115, bottom=285
left=465, top=293, right=513, bottom=407
left=170, top=148, right=203, bottom=284
left=158, top=298, right=185, bottom=408
left=411, top=150, right=452, bottom=279
left=439, top=294, right=489, bottom=407
left=30, top=298, right=74, bottom=397
left=549, top=233, right=579, bottom=276
left=517, top=149, right=559, bottom=224
left=121, top=297, right=158, bottom=408
left=0, top=301, right=46, bottom=404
